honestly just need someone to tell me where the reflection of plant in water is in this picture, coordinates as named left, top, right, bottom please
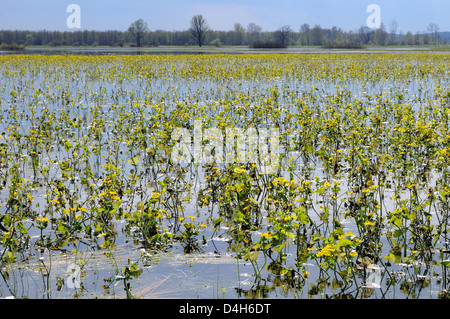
left=123, top=199, right=173, bottom=250
left=119, top=260, right=143, bottom=299
left=176, top=215, right=206, bottom=253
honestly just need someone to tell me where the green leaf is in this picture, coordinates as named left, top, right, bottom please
left=273, top=245, right=284, bottom=253
left=393, top=229, right=403, bottom=238
left=298, top=212, right=309, bottom=225
left=64, top=141, right=72, bottom=151
left=111, top=201, right=121, bottom=214
left=127, top=156, right=140, bottom=165
left=390, top=216, right=403, bottom=228
left=336, top=238, right=352, bottom=250
left=245, top=251, right=259, bottom=261
left=315, top=186, right=326, bottom=194
left=332, top=278, right=343, bottom=289
left=58, top=223, right=67, bottom=234
left=285, top=231, right=296, bottom=240
left=213, top=217, right=222, bottom=228
left=16, top=222, right=28, bottom=234
left=0, top=216, right=8, bottom=232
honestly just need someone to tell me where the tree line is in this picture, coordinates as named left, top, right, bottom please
left=0, top=15, right=446, bottom=49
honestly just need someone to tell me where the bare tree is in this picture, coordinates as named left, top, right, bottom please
left=275, top=25, right=292, bottom=46
left=247, top=22, right=262, bottom=44
left=427, top=23, right=440, bottom=45
left=389, top=19, right=398, bottom=44
left=190, top=14, right=209, bottom=47
left=128, top=19, right=149, bottom=47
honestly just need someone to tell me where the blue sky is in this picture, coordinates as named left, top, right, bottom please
left=0, top=0, right=448, bottom=33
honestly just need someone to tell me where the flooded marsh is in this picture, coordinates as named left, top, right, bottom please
left=1, top=53, right=450, bottom=298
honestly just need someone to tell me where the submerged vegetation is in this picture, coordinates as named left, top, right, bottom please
left=1, top=53, right=450, bottom=298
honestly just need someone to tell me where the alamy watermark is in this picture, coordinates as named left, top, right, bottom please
left=171, top=120, right=280, bottom=174
left=65, top=4, right=380, bottom=31
left=66, top=263, right=81, bottom=289
left=366, top=4, right=381, bottom=29
left=66, top=4, right=81, bottom=29
left=365, top=264, right=381, bottom=289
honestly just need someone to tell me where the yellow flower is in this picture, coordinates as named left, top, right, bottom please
left=345, top=232, right=356, bottom=237
left=260, top=232, right=271, bottom=240
left=317, top=244, right=336, bottom=257
left=36, top=217, right=49, bottom=223
left=234, top=167, right=247, bottom=174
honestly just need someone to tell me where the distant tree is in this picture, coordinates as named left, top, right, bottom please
left=189, top=14, right=209, bottom=47
left=374, top=23, right=387, bottom=45
left=310, top=25, right=323, bottom=45
left=335, top=31, right=344, bottom=45
left=247, top=22, right=262, bottom=44
left=0, top=21, right=438, bottom=48
left=275, top=25, right=292, bottom=46
left=380, top=23, right=387, bottom=45
left=427, top=23, right=440, bottom=45
left=417, top=33, right=425, bottom=46
left=25, top=34, right=34, bottom=46
left=358, top=26, right=371, bottom=45
left=389, top=20, right=398, bottom=45
left=209, top=38, right=222, bottom=47
left=128, top=19, right=149, bottom=47
left=414, top=32, right=422, bottom=45
left=233, top=23, right=246, bottom=45
left=299, top=23, right=311, bottom=45
left=405, top=31, right=415, bottom=45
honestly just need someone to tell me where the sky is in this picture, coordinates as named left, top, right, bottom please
left=0, top=0, right=448, bottom=33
